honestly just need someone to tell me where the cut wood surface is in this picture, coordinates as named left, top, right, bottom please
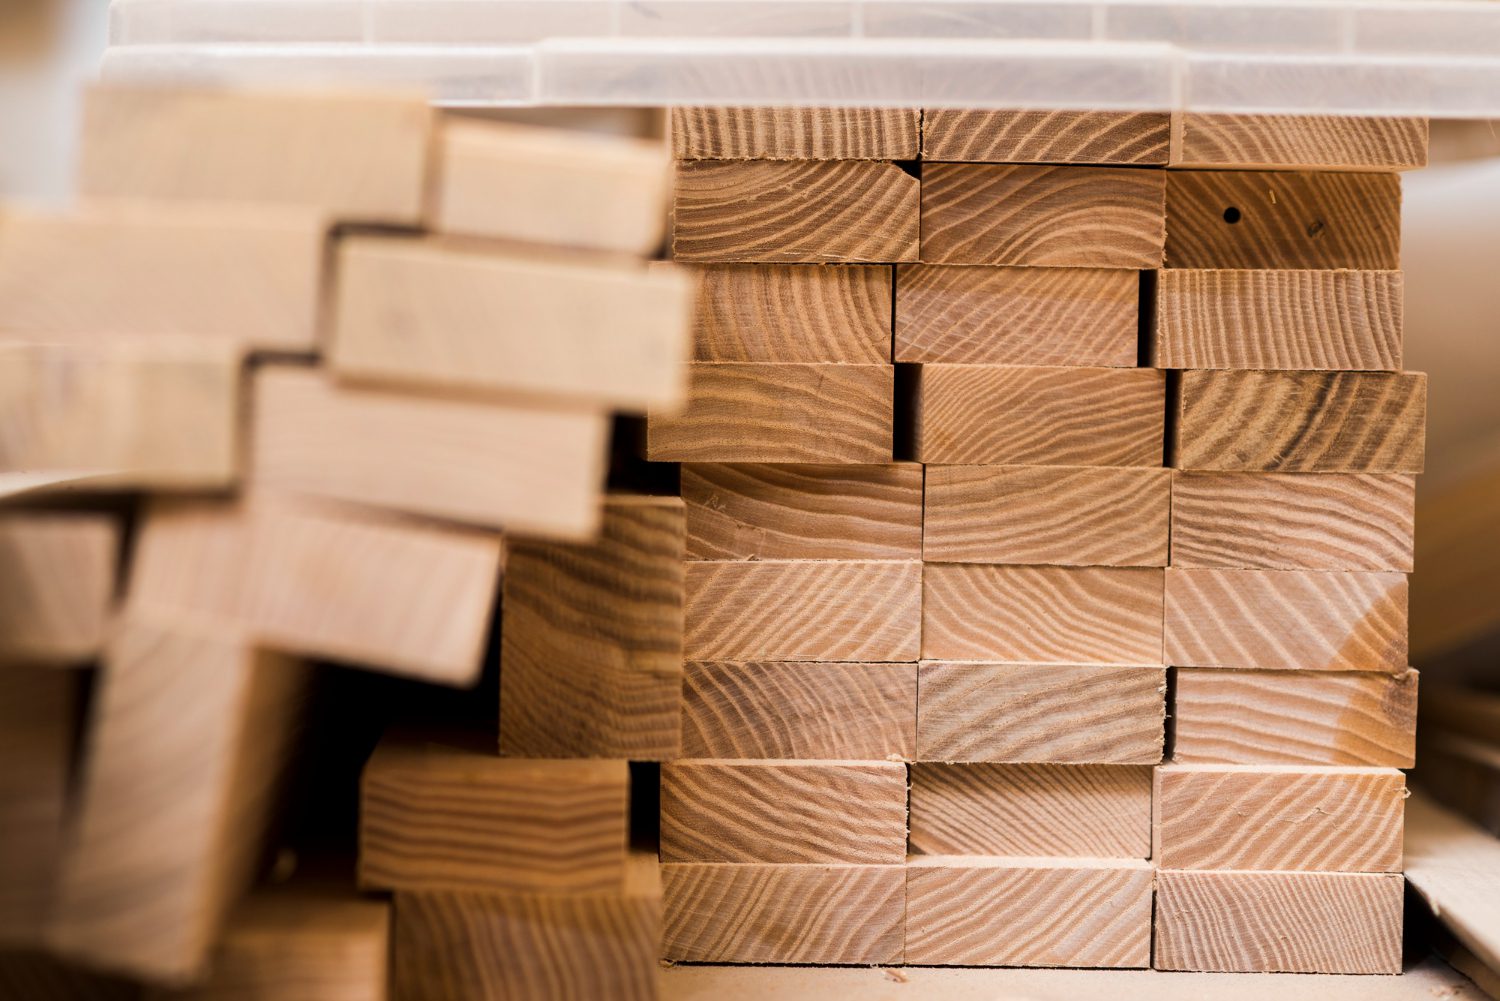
left=922, top=564, right=1164, bottom=664
left=923, top=465, right=1169, bottom=566
left=680, top=661, right=916, bottom=760
left=672, top=160, right=919, bottom=263
left=1169, top=114, right=1428, bottom=170
left=920, top=164, right=1165, bottom=267
left=1154, top=269, right=1403, bottom=371
left=0, top=514, right=117, bottom=666
left=500, top=495, right=685, bottom=760
left=905, top=857, right=1153, bottom=968
left=1154, top=870, right=1403, bottom=974
left=916, top=663, right=1165, bottom=763
left=1164, top=170, right=1401, bottom=269
left=1170, top=472, right=1415, bottom=571
left=660, top=863, right=904, bottom=964
left=908, top=763, right=1151, bottom=857
left=1173, top=668, right=1418, bottom=767
left=912, top=365, right=1165, bottom=466
left=672, top=107, right=920, bottom=160
left=659, top=760, right=908, bottom=864
left=646, top=362, right=892, bottom=463
left=682, top=462, right=921, bottom=560
left=1172, top=370, right=1427, bottom=473
left=922, top=110, right=1171, bottom=164
left=685, top=560, right=920, bottom=662
left=895, top=264, right=1138, bottom=366
left=1153, top=764, right=1405, bottom=872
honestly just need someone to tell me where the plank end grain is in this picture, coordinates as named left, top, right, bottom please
left=1170, top=114, right=1428, bottom=171
left=922, top=110, right=1171, bottom=164
left=672, top=107, right=919, bottom=161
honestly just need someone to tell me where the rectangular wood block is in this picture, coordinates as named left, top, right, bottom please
left=1153, top=764, right=1405, bottom=872
left=685, top=560, right=920, bottom=662
left=1173, top=370, right=1426, bottom=473
left=500, top=495, right=685, bottom=760
left=660, top=760, right=907, bottom=864
left=0, top=514, right=117, bottom=667
left=908, top=763, right=1152, bottom=857
left=922, top=564, right=1164, bottom=664
left=923, top=465, right=1169, bottom=566
left=1173, top=668, right=1418, bottom=767
left=672, top=107, right=920, bottom=160
left=916, top=663, right=1165, bottom=764
left=672, top=160, right=919, bottom=263
left=920, top=164, right=1165, bottom=267
left=895, top=264, right=1138, bottom=366
left=682, top=462, right=921, bottom=560
left=922, top=109, right=1171, bottom=164
left=912, top=365, right=1165, bottom=466
left=1154, top=269, right=1403, bottom=371
left=661, top=863, right=903, bottom=964
left=1170, top=114, right=1428, bottom=170
left=1154, top=870, right=1404, bottom=973
left=905, top=858, right=1153, bottom=968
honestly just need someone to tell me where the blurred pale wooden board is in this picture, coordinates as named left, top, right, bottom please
left=673, top=108, right=919, bottom=161
left=1407, top=793, right=1500, bottom=974
left=0, top=514, right=117, bottom=666
left=1170, top=114, right=1428, bottom=170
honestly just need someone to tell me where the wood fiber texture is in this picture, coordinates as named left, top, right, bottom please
left=672, top=107, right=920, bottom=160
left=1169, top=114, right=1428, bottom=170
left=922, top=110, right=1171, bottom=164
left=0, top=515, right=117, bottom=666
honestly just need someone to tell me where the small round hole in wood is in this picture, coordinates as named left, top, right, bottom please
left=1222, top=207, right=1242, bottom=224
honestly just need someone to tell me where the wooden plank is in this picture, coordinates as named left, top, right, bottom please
left=685, top=560, right=920, bottom=662
left=1173, top=668, right=1418, bottom=767
left=1153, top=764, right=1405, bottom=872
left=660, top=760, right=907, bottom=864
left=1170, top=472, right=1415, bottom=571
left=895, top=264, right=1138, bottom=366
left=1164, top=170, right=1401, bottom=270
left=1172, top=370, right=1427, bottom=473
left=905, top=857, right=1153, bottom=968
left=908, top=763, right=1152, bottom=857
left=922, top=110, right=1171, bottom=164
left=912, top=365, right=1165, bottom=466
left=682, top=462, right=921, bottom=560
left=661, top=863, right=904, bottom=964
left=671, top=160, right=919, bottom=263
left=681, top=661, right=916, bottom=760
left=499, top=495, right=685, bottom=760
left=672, top=107, right=920, bottom=160
left=1170, top=114, right=1428, bottom=170
left=0, top=514, right=117, bottom=666
left=916, top=663, right=1165, bottom=764
left=922, top=565, right=1164, bottom=664
left=1154, top=870, right=1403, bottom=974
left=923, top=465, right=1169, bottom=566
left=1406, top=792, right=1500, bottom=976
left=920, top=164, right=1165, bottom=267
left=1154, top=269, right=1403, bottom=371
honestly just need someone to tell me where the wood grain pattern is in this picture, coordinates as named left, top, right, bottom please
left=1170, top=114, right=1428, bottom=170
left=660, top=760, right=907, bottom=864
left=913, top=365, right=1165, bottom=466
left=1153, top=764, right=1405, bottom=872
left=923, top=465, right=1169, bottom=566
left=1170, top=472, right=1415, bottom=571
left=685, top=560, right=920, bottom=662
left=922, top=110, right=1171, bottom=164
left=672, top=160, right=919, bottom=263
left=0, top=514, right=117, bottom=666
left=905, top=857, right=1153, bottom=968
left=1154, top=269, right=1403, bottom=371
left=1164, top=170, right=1401, bottom=269
left=661, top=862, right=903, bottom=964
left=1154, top=870, right=1404, bottom=974
left=895, top=264, right=1138, bottom=366
left=922, top=565, right=1164, bottom=664
left=683, top=462, right=921, bottom=560
left=908, top=763, right=1151, bottom=857
left=681, top=661, right=916, bottom=759
left=921, top=164, right=1165, bottom=267
left=672, top=107, right=919, bottom=160
left=647, top=362, right=892, bottom=463
left=1173, top=370, right=1427, bottom=473
left=916, top=663, right=1165, bottom=764
left=1173, top=668, right=1418, bottom=767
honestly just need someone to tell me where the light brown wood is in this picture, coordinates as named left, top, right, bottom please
left=895, top=264, right=1138, bottom=366
left=905, top=857, right=1153, bottom=968
left=1169, top=114, right=1428, bottom=170
left=908, top=763, right=1151, bottom=857
left=661, top=862, right=903, bottom=964
left=923, top=465, right=1169, bottom=566
left=1153, top=764, right=1405, bottom=872
left=920, top=164, right=1165, bottom=267
left=683, top=462, right=921, bottom=560
left=672, top=160, right=919, bottom=263
left=922, top=564, right=1164, bottom=664
left=913, top=365, right=1165, bottom=466
left=922, top=110, right=1171, bottom=164
left=672, top=107, right=919, bottom=160
left=661, top=760, right=907, bottom=864
left=0, top=514, right=117, bottom=666
left=685, top=560, right=920, bottom=662
left=1406, top=792, right=1500, bottom=976
left=1154, top=870, right=1403, bottom=974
